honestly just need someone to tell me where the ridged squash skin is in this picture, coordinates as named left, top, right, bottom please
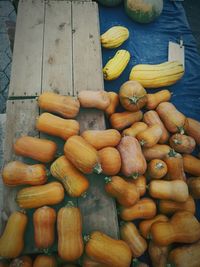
left=0, top=211, right=28, bottom=258
left=16, top=182, right=64, bottom=209
left=33, top=255, right=57, bottom=267
left=125, top=0, right=163, bottom=24
left=101, top=26, right=129, bottom=48
left=2, top=161, right=47, bottom=186
left=103, top=50, right=130, bottom=80
left=57, top=205, right=84, bottom=261
left=50, top=155, right=89, bottom=197
left=129, top=61, right=184, bottom=88
left=64, top=135, right=101, bottom=174
left=85, top=231, right=132, bottom=267
left=38, top=91, right=80, bottom=118
left=36, top=112, right=80, bottom=140
left=33, top=206, right=56, bottom=249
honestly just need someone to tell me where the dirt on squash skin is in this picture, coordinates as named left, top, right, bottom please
left=127, top=0, right=152, bottom=13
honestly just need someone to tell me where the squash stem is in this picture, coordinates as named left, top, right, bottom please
left=42, top=248, right=50, bottom=255
left=147, top=233, right=152, bottom=240
left=93, top=163, right=102, bottom=174
left=173, top=138, right=182, bottom=145
left=139, top=139, right=146, bottom=146
left=81, top=192, right=87, bottom=198
left=104, top=176, right=112, bottom=183
left=19, top=209, right=26, bottom=214
left=83, top=234, right=90, bottom=243
left=178, top=126, right=185, bottom=135
left=66, top=201, right=74, bottom=207
left=132, top=258, right=141, bottom=267
left=168, top=149, right=177, bottom=157
left=128, top=96, right=139, bottom=104
left=156, top=162, right=164, bottom=169
left=130, top=173, right=139, bottom=179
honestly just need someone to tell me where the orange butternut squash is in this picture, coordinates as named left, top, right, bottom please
left=147, top=159, right=167, bottom=179
left=33, top=206, right=56, bottom=249
left=2, top=161, right=47, bottom=186
left=78, top=90, right=110, bottom=110
left=149, top=180, right=189, bottom=202
left=64, top=135, right=101, bottom=174
left=120, top=222, right=147, bottom=257
left=85, top=231, right=132, bottom=267
left=168, top=241, right=200, bottom=267
left=183, top=154, right=200, bottom=176
left=122, top=122, right=148, bottom=137
left=98, top=147, right=121, bottom=176
left=150, top=211, right=200, bottom=246
left=163, top=149, right=186, bottom=181
left=169, top=133, right=196, bottom=154
left=33, top=255, right=57, bottom=267
left=125, top=175, right=146, bottom=196
left=143, top=110, right=169, bottom=144
left=139, top=214, right=169, bottom=239
left=120, top=198, right=157, bottom=221
left=36, top=112, right=79, bottom=140
left=81, top=129, right=121, bottom=150
left=159, top=195, right=196, bottom=215
left=0, top=211, right=27, bottom=258
left=10, top=256, right=33, bottom=267
left=16, top=181, right=64, bottom=209
left=105, top=176, right=139, bottom=207
left=105, top=92, right=119, bottom=117
left=119, top=80, right=147, bottom=111
left=136, top=124, right=163, bottom=148
left=83, top=255, right=110, bottom=267
left=50, top=156, right=89, bottom=197
left=185, top=117, right=200, bottom=145
left=142, top=144, right=171, bottom=161
left=13, top=136, right=57, bottom=163
left=148, top=241, right=169, bottom=267
left=187, top=177, right=200, bottom=199
left=57, top=203, right=84, bottom=261
left=38, top=91, right=80, bottom=118
left=146, top=90, right=171, bottom=110
left=117, top=136, right=147, bottom=178
left=110, top=111, right=143, bottom=130
left=156, top=102, right=188, bottom=134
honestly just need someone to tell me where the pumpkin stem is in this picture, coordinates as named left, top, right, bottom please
left=42, top=248, right=50, bottom=255
left=173, top=138, right=182, bottom=145
left=104, top=176, right=112, bottom=183
left=147, top=233, right=152, bottom=240
left=155, top=162, right=164, bottom=169
left=132, top=258, right=141, bottom=267
left=130, top=173, right=139, bottom=179
left=168, top=149, right=177, bottom=157
left=83, top=235, right=90, bottom=243
left=139, top=139, right=146, bottom=146
left=66, top=201, right=74, bottom=207
left=81, top=192, right=87, bottom=198
left=93, top=163, right=102, bottom=174
left=178, top=126, right=185, bottom=135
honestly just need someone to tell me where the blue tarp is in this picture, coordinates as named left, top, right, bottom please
left=99, top=1, right=200, bottom=264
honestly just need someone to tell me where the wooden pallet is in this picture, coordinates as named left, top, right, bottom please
left=1, top=0, right=119, bottom=255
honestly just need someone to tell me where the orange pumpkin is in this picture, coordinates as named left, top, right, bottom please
left=33, top=255, right=57, bottom=267
left=148, top=241, right=169, bottom=267
left=13, top=136, right=57, bottom=163
left=183, top=154, right=200, bottom=176
left=33, top=206, right=56, bottom=249
left=2, top=161, right=47, bottom=186
left=147, top=159, right=167, bottom=179
left=105, top=92, right=119, bottom=117
left=122, top=122, right=148, bottom=137
left=78, top=90, right=110, bottom=110
left=119, top=80, right=147, bottom=111
left=64, top=135, right=102, bottom=174
left=136, top=124, right=163, bottom=148
left=146, top=90, right=171, bottom=110
left=38, top=91, right=80, bottom=118
left=50, top=155, right=89, bottom=197
left=10, top=256, right=33, bottom=267
left=169, top=133, right=196, bottom=154
left=142, top=144, right=171, bottom=161
left=98, top=147, right=121, bottom=176
left=185, top=117, right=200, bottom=145
left=36, top=112, right=80, bottom=140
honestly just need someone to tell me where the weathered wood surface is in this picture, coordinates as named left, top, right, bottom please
left=9, top=0, right=44, bottom=97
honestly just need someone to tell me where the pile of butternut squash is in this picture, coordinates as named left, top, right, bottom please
left=1, top=79, right=200, bottom=267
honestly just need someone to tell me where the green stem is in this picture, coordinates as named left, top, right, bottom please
left=81, top=192, right=87, bottom=198
left=83, top=234, right=90, bottom=243
left=66, top=201, right=74, bottom=207
left=178, top=126, right=185, bottom=135
left=93, top=163, right=102, bottom=174
left=130, top=173, right=139, bottom=179
left=156, top=162, right=164, bottom=169
left=168, top=149, right=177, bottom=157
left=132, top=258, right=141, bottom=267
left=139, top=139, right=146, bottom=146
left=104, top=176, right=112, bottom=184
left=173, top=138, right=182, bottom=145
left=128, top=96, right=139, bottom=104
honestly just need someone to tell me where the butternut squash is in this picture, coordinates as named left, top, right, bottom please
left=110, top=111, right=143, bottom=131
left=185, top=117, right=200, bottom=145
left=16, top=182, right=64, bottom=209
left=120, top=198, right=157, bottom=221
left=64, top=135, right=102, bottom=174
left=33, top=206, right=56, bottom=249
left=10, top=256, right=33, bottom=267
left=120, top=222, right=147, bottom=257
left=50, top=156, right=89, bottom=197
left=98, top=147, right=121, bottom=176
left=156, top=102, right=187, bottom=134
left=125, top=175, right=146, bottom=196
left=81, top=129, right=121, bottom=150
left=122, top=122, right=148, bottom=137
left=36, top=112, right=80, bottom=140
left=105, top=92, right=119, bottom=117
left=150, top=211, right=200, bottom=246
left=147, top=159, right=167, bottom=179
left=149, top=180, right=189, bottom=202
left=143, top=110, right=169, bottom=144
left=159, top=195, right=196, bottom=215
left=33, top=255, right=57, bottom=267
left=139, top=214, right=168, bottom=239
left=117, top=136, right=147, bottom=178
left=183, top=154, right=200, bottom=176
left=83, top=255, right=110, bottom=267
left=13, top=136, right=57, bottom=163
left=142, top=144, right=171, bottom=161
left=38, top=91, right=80, bottom=118
left=148, top=241, right=169, bottom=267
left=2, top=161, right=47, bottom=186
left=169, top=133, right=196, bottom=154
left=136, top=124, right=163, bottom=148
left=57, top=203, right=84, bottom=261
left=146, top=90, right=171, bottom=110
left=187, top=177, right=200, bottom=199
left=78, top=90, right=110, bottom=110
left=85, top=231, right=132, bottom=267
left=105, top=176, right=139, bottom=207
left=0, top=211, right=27, bottom=258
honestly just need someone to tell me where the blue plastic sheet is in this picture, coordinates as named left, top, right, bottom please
left=99, top=1, right=200, bottom=264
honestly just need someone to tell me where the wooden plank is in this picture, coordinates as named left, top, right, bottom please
left=72, top=1, right=119, bottom=238
left=9, top=0, right=44, bottom=97
left=72, top=1, right=104, bottom=96
left=42, top=1, right=73, bottom=95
